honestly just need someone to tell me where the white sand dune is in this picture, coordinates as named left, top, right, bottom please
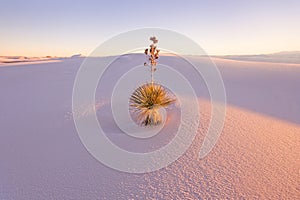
left=0, top=55, right=299, bottom=199
left=217, top=51, right=300, bottom=64
left=0, top=56, right=61, bottom=66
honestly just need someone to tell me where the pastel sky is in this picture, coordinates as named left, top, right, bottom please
left=1, top=0, right=300, bottom=56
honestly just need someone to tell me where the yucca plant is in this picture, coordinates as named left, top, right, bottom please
left=129, top=36, right=175, bottom=126
left=130, top=83, right=175, bottom=126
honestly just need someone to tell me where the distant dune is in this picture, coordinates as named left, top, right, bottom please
left=0, top=54, right=82, bottom=65
left=0, top=56, right=62, bottom=67
left=216, top=51, right=300, bottom=64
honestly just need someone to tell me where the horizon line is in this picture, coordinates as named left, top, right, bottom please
left=1, top=50, right=300, bottom=58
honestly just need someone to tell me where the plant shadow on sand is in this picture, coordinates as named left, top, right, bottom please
left=96, top=100, right=181, bottom=153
